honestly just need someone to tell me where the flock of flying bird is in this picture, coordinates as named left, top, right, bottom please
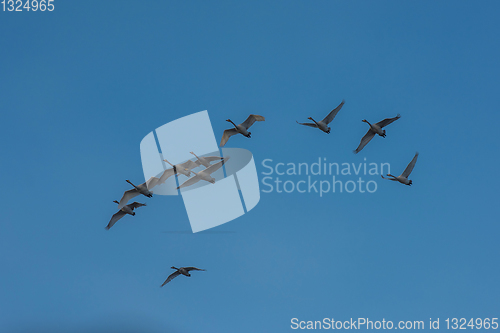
left=107, top=101, right=419, bottom=286
left=295, top=100, right=419, bottom=185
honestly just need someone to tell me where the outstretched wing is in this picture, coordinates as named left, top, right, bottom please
left=161, top=271, right=181, bottom=287
left=321, top=100, right=345, bottom=124
left=146, top=176, right=160, bottom=190
left=376, top=114, right=401, bottom=128
left=185, top=267, right=206, bottom=272
left=204, top=157, right=228, bottom=175
left=177, top=174, right=202, bottom=189
left=118, top=189, right=139, bottom=209
left=381, top=175, right=398, bottom=181
left=157, top=168, right=176, bottom=184
left=136, top=181, right=150, bottom=192
left=105, top=211, right=127, bottom=230
left=201, top=156, right=224, bottom=163
left=177, top=158, right=229, bottom=189
left=241, top=114, right=265, bottom=129
left=354, top=130, right=375, bottom=154
left=296, top=121, right=318, bottom=128
left=128, top=202, right=146, bottom=210
left=180, top=159, right=200, bottom=170
left=401, top=152, right=419, bottom=178
left=220, top=128, right=238, bottom=147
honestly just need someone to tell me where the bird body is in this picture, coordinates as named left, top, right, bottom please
left=381, top=152, right=419, bottom=186
left=106, top=201, right=146, bottom=230
left=235, top=123, right=250, bottom=136
left=394, top=175, right=412, bottom=185
left=220, top=114, right=265, bottom=147
left=120, top=204, right=136, bottom=216
left=161, top=266, right=206, bottom=286
left=177, top=267, right=194, bottom=277
left=308, top=118, right=330, bottom=133
left=365, top=120, right=385, bottom=137
left=296, top=100, right=345, bottom=134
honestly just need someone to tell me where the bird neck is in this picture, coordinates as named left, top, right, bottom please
left=126, top=180, right=138, bottom=189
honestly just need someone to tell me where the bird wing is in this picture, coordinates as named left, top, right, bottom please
left=401, top=152, right=419, bottom=178
left=161, top=271, right=181, bottom=287
left=204, top=158, right=228, bottom=175
left=128, top=202, right=146, bottom=210
left=241, top=114, right=265, bottom=129
left=321, top=100, right=345, bottom=124
left=118, top=189, right=139, bottom=209
left=157, top=168, right=176, bottom=184
left=105, top=211, right=127, bottom=230
left=381, top=175, right=398, bottom=181
left=202, top=156, right=224, bottom=163
left=177, top=174, right=202, bottom=189
left=180, top=160, right=200, bottom=170
left=375, top=114, right=401, bottom=128
left=220, top=128, right=239, bottom=147
left=296, top=121, right=318, bottom=128
left=185, top=267, right=206, bottom=272
left=146, top=176, right=160, bottom=190
left=354, top=130, right=376, bottom=154
left=136, top=181, right=150, bottom=192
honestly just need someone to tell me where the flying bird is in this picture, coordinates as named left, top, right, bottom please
left=296, top=100, right=345, bottom=134
left=354, top=114, right=401, bottom=154
left=161, top=266, right=206, bottom=287
left=176, top=157, right=229, bottom=189
left=162, top=158, right=200, bottom=178
left=155, top=158, right=203, bottom=187
left=220, top=114, right=265, bottom=147
left=381, top=152, right=419, bottom=186
left=190, top=151, right=224, bottom=168
left=117, top=177, right=157, bottom=209
left=106, top=200, right=146, bottom=230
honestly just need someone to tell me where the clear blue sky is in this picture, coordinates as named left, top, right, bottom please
left=1, top=1, right=499, bottom=332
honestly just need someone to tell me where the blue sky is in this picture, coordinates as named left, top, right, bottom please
left=1, top=1, right=500, bottom=332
